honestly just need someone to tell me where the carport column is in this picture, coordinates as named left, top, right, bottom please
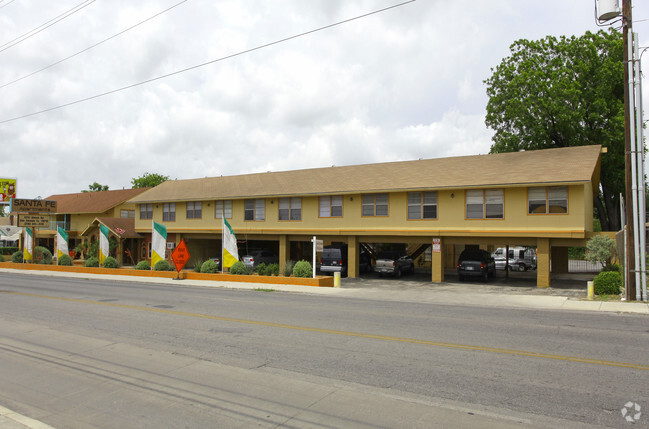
left=536, top=238, right=550, bottom=288
left=279, top=235, right=288, bottom=273
left=431, top=237, right=444, bottom=283
left=348, top=236, right=358, bottom=278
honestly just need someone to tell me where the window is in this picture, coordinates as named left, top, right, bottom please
left=279, top=197, right=301, bottom=221
left=139, top=203, right=152, bottom=220
left=319, top=196, right=343, bottom=217
left=528, top=186, right=568, bottom=214
left=187, top=201, right=202, bottom=219
left=466, top=189, right=503, bottom=219
left=408, top=192, right=437, bottom=220
left=214, top=200, right=232, bottom=219
left=362, top=193, right=389, bottom=217
left=163, top=203, right=175, bottom=222
left=121, top=209, right=135, bottom=218
left=244, top=199, right=265, bottom=221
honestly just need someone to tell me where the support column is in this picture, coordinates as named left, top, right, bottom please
left=537, top=238, right=550, bottom=288
left=348, top=236, right=358, bottom=278
left=279, top=235, right=288, bottom=272
left=431, top=237, right=444, bottom=283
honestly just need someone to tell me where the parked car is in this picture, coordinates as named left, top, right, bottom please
left=375, top=251, right=414, bottom=278
left=320, top=245, right=348, bottom=276
left=457, top=249, right=496, bottom=282
left=492, top=247, right=536, bottom=271
left=208, top=256, right=222, bottom=271
left=242, top=249, right=278, bottom=269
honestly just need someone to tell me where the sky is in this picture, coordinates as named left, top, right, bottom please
left=1, top=0, right=648, bottom=200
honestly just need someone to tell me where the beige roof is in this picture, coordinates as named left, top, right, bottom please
left=129, top=145, right=603, bottom=203
left=44, top=188, right=150, bottom=214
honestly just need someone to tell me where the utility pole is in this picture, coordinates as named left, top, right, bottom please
left=623, top=0, right=636, bottom=300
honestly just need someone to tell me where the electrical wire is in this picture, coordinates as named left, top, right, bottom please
left=0, top=0, right=189, bottom=90
left=0, top=0, right=18, bottom=9
left=0, top=0, right=96, bottom=54
left=0, top=0, right=416, bottom=125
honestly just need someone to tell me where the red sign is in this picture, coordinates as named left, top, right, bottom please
left=171, top=239, right=191, bottom=272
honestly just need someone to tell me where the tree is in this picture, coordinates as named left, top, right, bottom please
left=484, top=29, right=624, bottom=231
left=586, top=234, right=617, bottom=268
left=131, top=172, right=169, bottom=189
left=82, top=182, right=109, bottom=193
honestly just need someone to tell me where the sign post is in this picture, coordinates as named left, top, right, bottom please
left=11, top=199, right=58, bottom=264
left=171, top=239, right=191, bottom=280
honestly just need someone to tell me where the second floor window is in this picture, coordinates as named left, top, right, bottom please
left=244, top=199, right=265, bottom=221
left=466, top=189, right=504, bottom=219
left=279, top=197, right=301, bottom=221
left=163, top=203, right=176, bottom=222
left=408, top=191, right=437, bottom=220
left=139, top=203, right=153, bottom=220
left=187, top=201, right=202, bottom=219
left=529, top=186, right=568, bottom=214
left=121, top=209, right=135, bottom=218
left=319, top=195, right=343, bottom=217
left=362, top=193, right=389, bottom=217
left=215, top=200, right=232, bottom=219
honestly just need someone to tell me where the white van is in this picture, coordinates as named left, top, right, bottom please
left=492, top=247, right=537, bottom=271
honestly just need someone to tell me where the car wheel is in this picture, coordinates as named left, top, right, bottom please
left=518, top=264, right=526, bottom=272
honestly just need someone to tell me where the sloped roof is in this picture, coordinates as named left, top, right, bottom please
left=44, top=188, right=150, bottom=214
left=94, top=217, right=141, bottom=238
left=129, top=145, right=603, bottom=203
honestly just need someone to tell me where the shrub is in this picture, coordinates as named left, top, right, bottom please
left=193, top=258, right=204, bottom=273
left=593, top=271, right=622, bottom=295
left=0, top=255, right=4, bottom=262
left=58, top=254, right=73, bottom=266
left=602, top=263, right=621, bottom=274
left=256, top=262, right=267, bottom=276
left=154, top=260, right=174, bottom=271
left=11, top=251, right=23, bottom=263
left=34, top=246, right=53, bottom=265
left=283, top=260, right=295, bottom=277
left=266, top=263, right=280, bottom=276
left=136, top=260, right=151, bottom=270
left=0, top=247, right=19, bottom=256
left=85, top=257, right=99, bottom=267
left=200, top=259, right=219, bottom=273
left=229, top=261, right=250, bottom=275
left=293, top=260, right=312, bottom=278
left=103, top=256, right=120, bottom=269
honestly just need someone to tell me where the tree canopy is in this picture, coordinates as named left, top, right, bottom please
left=484, top=29, right=623, bottom=231
left=131, top=172, right=169, bottom=189
left=82, top=182, right=109, bottom=193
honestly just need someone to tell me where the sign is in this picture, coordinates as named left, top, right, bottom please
left=11, top=198, right=57, bottom=213
left=18, top=214, right=50, bottom=228
left=433, top=238, right=441, bottom=253
left=0, top=178, right=16, bottom=204
left=316, top=239, right=323, bottom=252
left=171, top=239, right=191, bottom=272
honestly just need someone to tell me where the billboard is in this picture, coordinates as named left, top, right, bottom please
left=0, top=178, right=16, bottom=204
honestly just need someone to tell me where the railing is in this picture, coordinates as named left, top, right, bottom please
left=568, top=260, right=603, bottom=273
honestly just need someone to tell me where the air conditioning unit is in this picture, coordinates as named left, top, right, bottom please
left=597, top=0, right=621, bottom=21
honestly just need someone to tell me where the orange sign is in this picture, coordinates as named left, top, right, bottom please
left=171, top=239, right=190, bottom=272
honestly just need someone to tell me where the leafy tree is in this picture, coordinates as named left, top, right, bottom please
left=586, top=234, right=617, bottom=268
left=484, top=29, right=623, bottom=231
left=82, top=182, right=109, bottom=193
left=131, top=172, right=169, bottom=189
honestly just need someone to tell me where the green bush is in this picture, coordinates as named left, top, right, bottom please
left=85, top=257, right=99, bottom=267
left=586, top=235, right=616, bottom=268
left=0, top=247, right=19, bottom=256
left=200, top=259, right=219, bottom=273
left=266, top=263, right=280, bottom=276
left=0, top=255, right=4, bottom=262
left=256, top=262, right=267, bottom=276
left=593, top=271, right=622, bottom=295
left=154, top=260, right=174, bottom=271
left=33, top=246, right=53, bottom=265
left=135, top=260, right=151, bottom=270
left=193, top=258, right=204, bottom=273
left=229, top=261, right=250, bottom=275
left=11, top=251, right=23, bottom=263
left=103, top=256, right=120, bottom=269
left=568, top=247, right=586, bottom=260
left=58, top=254, right=73, bottom=266
left=283, top=260, right=295, bottom=277
left=602, top=263, right=621, bottom=273
left=293, top=260, right=312, bottom=278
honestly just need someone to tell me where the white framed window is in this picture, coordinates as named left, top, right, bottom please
left=319, top=195, right=343, bottom=217
left=215, top=200, right=232, bottom=219
left=362, top=193, right=389, bottom=217
left=139, top=203, right=153, bottom=220
left=279, top=197, right=301, bottom=221
left=408, top=192, right=437, bottom=220
left=466, top=189, right=503, bottom=219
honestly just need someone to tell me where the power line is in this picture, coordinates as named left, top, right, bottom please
left=0, top=0, right=190, bottom=90
left=0, top=0, right=18, bottom=10
left=0, top=0, right=96, bottom=54
left=0, top=0, right=416, bottom=125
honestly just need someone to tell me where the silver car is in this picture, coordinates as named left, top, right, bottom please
left=242, top=249, right=278, bottom=269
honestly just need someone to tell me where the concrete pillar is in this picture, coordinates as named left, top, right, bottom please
left=551, top=247, right=569, bottom=274
left=279, top=235, right=288, bottom=272
left=431, top=237, right=444, bottom=283
left=348, top=235, right=358, bottom=278
left=537, top=238, right=550, bottom=288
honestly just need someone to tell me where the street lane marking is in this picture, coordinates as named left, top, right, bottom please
left=3, top=290, right=649, bottom=372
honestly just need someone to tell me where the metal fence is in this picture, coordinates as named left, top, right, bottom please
left=568, top=259, right=603, bottom=273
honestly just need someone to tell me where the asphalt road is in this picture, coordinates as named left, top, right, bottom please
left=0, top=272, right=647, bottom=428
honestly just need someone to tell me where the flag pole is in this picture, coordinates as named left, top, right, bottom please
left=221, top=217, right=224, bottom=274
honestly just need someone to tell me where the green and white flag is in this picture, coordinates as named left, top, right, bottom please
left=151, top=221, right=167, bottom=268
left=23, top=227, right=33, bottom=262
left=57, top=226, right=69, bottom=259
left=222, top=217, right=238, bottom=269
left=99, top=224, right=109, bottom=265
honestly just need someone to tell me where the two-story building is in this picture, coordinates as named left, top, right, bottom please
left=128, top=145, right=603, bottom=287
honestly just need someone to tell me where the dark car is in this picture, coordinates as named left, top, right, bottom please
left=457, top=249, right=496, bottom=282
left=320, top=245, right=348, bottom=276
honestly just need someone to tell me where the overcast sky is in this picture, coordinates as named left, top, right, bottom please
left=1, top=0, right=648, bottom=200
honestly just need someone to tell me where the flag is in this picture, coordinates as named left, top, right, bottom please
left=99, top=224, right=109, bottom=265
left=222, top=217, right=238, bottom=268
left=23, top=227, right=33, bottom=262
left=57, top=227, right=69, bottom=259
left=151, top=221, right=167, bottom=268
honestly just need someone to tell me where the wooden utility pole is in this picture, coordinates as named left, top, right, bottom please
left=623, top=0, right=636, bottom=300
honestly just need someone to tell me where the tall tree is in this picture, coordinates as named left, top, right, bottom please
left=82, top=182, right=109, bottom=193
left=484, top=29, right=624, bottom=231
left=131, top=172, right=169, bottom=189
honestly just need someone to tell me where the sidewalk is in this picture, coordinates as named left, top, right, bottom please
left=1, top=268, right=648, bottom=314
